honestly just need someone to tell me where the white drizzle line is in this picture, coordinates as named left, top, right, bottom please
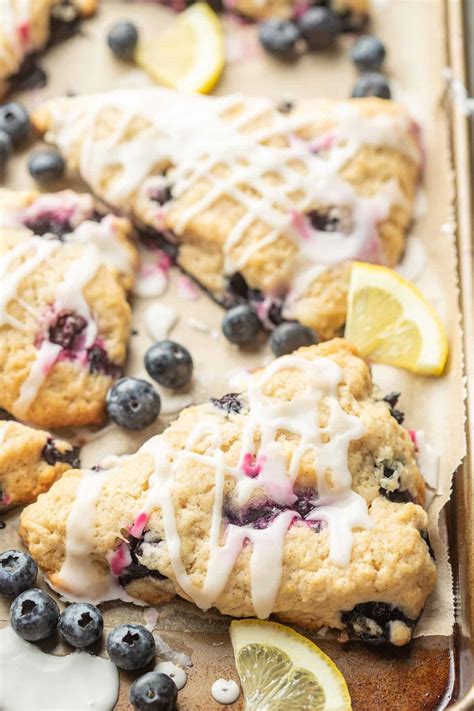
left=44, top=89, right=420, bottom=298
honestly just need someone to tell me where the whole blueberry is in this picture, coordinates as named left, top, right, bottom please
left=0, top=130, right=12, bottom=168
left=58, top=603, right=103, bottom=648
left=107, top=21, right=139, bottom=60
left=298, top=7, right=340, bottom=51
left=270, top=321, right=317, bottom=357
left=0, top=550, right=37, bottom=596
left=349, top=35, right=386, bottom=72
left=222, top=304, right=262, bottom=346
left=10, top=589, right=59, bottom=641
left=0, top=102, right=31, bottom=147
left=28, top=150, right=65, bottom=184
left=259, top=19, right=301, bottom=60
left=144, top=340, right=193, bottom=389
left=130, top=672, right=178, bottom=711
left=106, top=377, right=160, bottom=430
left=107, top=623, right=155, bottom=670
left=351, top=72, right=391, bottom=99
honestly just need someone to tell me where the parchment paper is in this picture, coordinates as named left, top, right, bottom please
left=0, top=0, right=467, bottom=707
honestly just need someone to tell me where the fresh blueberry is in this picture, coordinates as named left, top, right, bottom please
left=130, top=671, right=178, bottom=711
left=107, top=623, right=155, bottom=670
left=107, top=21, right=139, bottom=61
left=106, top=378, right=161, bottom=430
left=10, top=589, right=59, bottom=641
left=0, top=130, right=12, bottom=168
left=351, top=72, right=391, bottom=99
left=144, top=340, right=193, bottom=389
left=222, top=304, right=262, bottom=346
left=0, top=550, right=38, bottom=596
left=270, top=321, right=317, bottom=357
left=259, top=19, right=301, bottom=60
left=28, top=150, right=65, bottom=184
left=298, top=7, right=340, bottom=51
left=349, top=35, right=386, bottom=72
left=58, top=603, right=103, bottom=648
left=0, top=103, right=31, bottom=147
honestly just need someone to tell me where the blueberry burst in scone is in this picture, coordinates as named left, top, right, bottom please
left=33, top=89, right=422, bottom=339
left=20, top=340, right=436, bottom=645
left=0, top=419, right=79, bottom=511
left=0, top=0, right=97, bottom=97
left=0, top=189, right=138, bottom=428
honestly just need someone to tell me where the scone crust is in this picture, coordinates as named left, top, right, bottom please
left=20, top=340, right=436, bottom=641
left=32, top=91, right=420, bottom=339
left=0, top=189, right=137, bottom=428
left=0, top=420, right=78, bottom=510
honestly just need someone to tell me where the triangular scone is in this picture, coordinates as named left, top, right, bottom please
left=0, top=0, right=97, bottom=97
left=20, top=339, right=436, bottom=646
left=33, top=89, right=422, bottom=339
left=0, top=189, right=138, bottom=428
left=231, top=0, right=368, bottom=22
left=0, top=419, right=79, bottom=511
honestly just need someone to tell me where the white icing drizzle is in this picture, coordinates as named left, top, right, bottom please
left=144, top=303, right=178, bottom=341
left=58, top=354, right=371, bottom=613
left=0, top=626, right=119, bottom=711
left=44, top=89, right=420, bottom=303
left=155, top=661, right=187, bottom=690
left=57, top=468, right=135, bottom=604
left=211, top=679, right=240, bottom=705
left=0, top=0, right=32, bottom=72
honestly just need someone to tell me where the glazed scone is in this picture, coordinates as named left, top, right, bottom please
left=0, top=0, right=97, bottom=98
left=20, top=340, right=436, bottom=645
left=33, top=89, right=421, bottom=339
left=231, top=0, right=369, bottom=23
left=0, top=189, right=138, bottom=428
left=0, top=419, right=79, bottom=511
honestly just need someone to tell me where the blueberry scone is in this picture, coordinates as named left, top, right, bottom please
left=33, top=89, right=422, bottom=339
left=0, top=189, right=138, bottom=428
left=230, top=0, right=368, bottom=24
left=0, top=419, right=79, bottom=511
left=20, top=340, right=436, bottom=645
left=0, top=0, right=97, bottom=98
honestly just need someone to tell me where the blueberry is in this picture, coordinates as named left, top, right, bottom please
left=259, top=19, right=301, bottom=60
left=0, top=550, right=38, bottom=596
left=0, top=103, right=31, bottom=147
left=28, top=150, right=65, bottom=184
left=144, top=340, right=193, bottom=389
left=107, top=21, right=139, bottom=61
left=351, top=72, right=391, bottom=99
left=10, top=589, right=59, bottom=641
left=222, top=304, right=262, bottom=346
left=270, top=321, right=317, bottom=357
left=42, top=438, right=81, bottom=468
left=58, top=603, right=103, bottom=648
left=0, top=130, right=12, bottom=168
left=349, top=35, right=386, bottom=72
left=298, top=7, right=340, bottom=51
left=106, top=378, right=161, bottom=430
left=49, top=311, right=87, bottom=350
left=107, top=623, right=155, bottom=670
left=130, top=671, right=177, bottom=711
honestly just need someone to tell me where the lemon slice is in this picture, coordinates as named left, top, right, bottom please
left=230, top=619, right=352, bottom=711
left=344, top=262, right=448, bottom=376
left=135, top=3, right=225, bottom=94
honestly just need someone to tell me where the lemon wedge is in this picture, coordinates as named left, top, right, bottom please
left=230, top=619, right=352, bottom=711
left=344, top=262, right=448, bottom=376
left=135, top=3, right=225, bottom=94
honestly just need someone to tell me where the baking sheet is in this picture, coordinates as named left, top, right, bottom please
left=0, top=0, right=468, bottom=708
